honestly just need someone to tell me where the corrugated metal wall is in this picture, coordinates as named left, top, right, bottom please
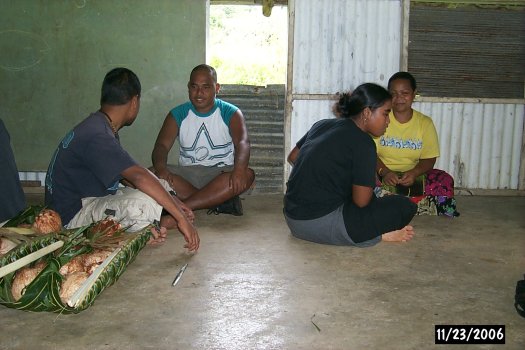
left=290, top=99, right=334, bottom=151
left=409, top=4, right=525, bottom=98
left=289, top=100, right=525, bottom=190
left=414, top=101, right=524, bottom=190
left=220, top=84, right=285, bottom=193
left=288, top=0, right=524, bottom=191
left=287, top=0, right=402, bottom=181
left=292, top=0, right=402, bottom=94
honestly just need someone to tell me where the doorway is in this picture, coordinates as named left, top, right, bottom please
left=208, top=2, right=288, bottom=193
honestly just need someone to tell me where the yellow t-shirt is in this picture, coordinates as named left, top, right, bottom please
left=374, top=109, right=440, bottom=172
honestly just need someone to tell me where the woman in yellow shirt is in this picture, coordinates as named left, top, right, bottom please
left=375, top=72, right=458, bottom=217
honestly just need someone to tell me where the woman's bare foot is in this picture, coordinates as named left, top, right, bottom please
left=381, top=225, right=415, bottom=242
left=148, top=226, right=168, bottom=245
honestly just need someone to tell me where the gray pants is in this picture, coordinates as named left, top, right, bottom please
left=167, top=164, right=234, bottom=189
left=284, top=205, right=381, bottom=248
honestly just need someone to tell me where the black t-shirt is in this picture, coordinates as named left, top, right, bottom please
left=284, top=118, right=376, bottom=220
left=45, top=112, right=137, bottom=223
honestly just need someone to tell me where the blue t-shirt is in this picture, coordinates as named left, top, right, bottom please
left=284, top=118, right=377, bottom=220
left=45, top=111, right=137, bottom=224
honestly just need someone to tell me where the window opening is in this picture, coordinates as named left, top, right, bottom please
left=208, top=4, right=287, bottom=86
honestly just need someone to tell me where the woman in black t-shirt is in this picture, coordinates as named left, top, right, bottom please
left=284, top=83, right=417, bottom=247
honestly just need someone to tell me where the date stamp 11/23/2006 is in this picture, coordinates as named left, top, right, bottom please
left=435, top=325, right=505, bottom=345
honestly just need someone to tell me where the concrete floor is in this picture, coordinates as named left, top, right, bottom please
left=0, top=194, right=524, bottom=350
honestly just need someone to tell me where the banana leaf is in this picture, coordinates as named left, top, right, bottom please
left=0, top=224, right=152, bottom=313
left=2, top=205, right=45, bottom=227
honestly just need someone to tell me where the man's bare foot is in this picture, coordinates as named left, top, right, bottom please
left=381, top=225, right=415, bottom=242
left=148, top=226, right=168, bottom=245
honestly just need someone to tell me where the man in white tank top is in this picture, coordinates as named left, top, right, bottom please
left=152, top=65, right=255, bottom=216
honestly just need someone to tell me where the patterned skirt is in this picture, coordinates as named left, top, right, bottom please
left=376, top=169, right=460, bottom=217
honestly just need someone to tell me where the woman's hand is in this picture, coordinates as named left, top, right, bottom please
left=398, top=171, right=417, bottom=187
left=382, top=171, right=399, bottom=186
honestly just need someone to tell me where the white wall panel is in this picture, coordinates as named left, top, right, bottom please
left=18, top=171, right=46, bottom=186
left=293, top=0, right=401, bottom=93
left=290, top=99, right=335, bottom=147
left=413, top=102, right=524, bottom=190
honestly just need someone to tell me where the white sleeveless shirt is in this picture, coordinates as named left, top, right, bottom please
left=170, top=99, right=238, bottom=167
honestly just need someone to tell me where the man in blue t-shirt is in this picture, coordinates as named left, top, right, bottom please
left=45, top=68, right=199, bottom=252
left=152, top=64, right=255, bottom=216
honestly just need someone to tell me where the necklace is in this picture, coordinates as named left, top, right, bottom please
left=100, top=110, right=118, bottom=134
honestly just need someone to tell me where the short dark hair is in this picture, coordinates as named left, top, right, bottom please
left=388, top=71, right=417, bottom=91
left=333, top=83, right=391, bottom=120
left=190, top=64, right=218, bottom=83
left=100, top=67, right=141, bottom=105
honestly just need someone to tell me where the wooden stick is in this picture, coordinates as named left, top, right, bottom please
left=0, top=241, right=64, bottom=279
left=0, top=227, right=36, bottom=235
left=69, top=247, right=121, bottom=308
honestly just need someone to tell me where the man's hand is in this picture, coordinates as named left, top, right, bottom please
left=122, top=165, right=199, bottom=251
left=148, top=226, right=168, bottom=245
left=155, top=168, right=183, bottom=193
left=178, top=201, right=195, bottom=223
left=177, top=218, right=200, bottom=252
left=229, top=167, right=250, bottom=194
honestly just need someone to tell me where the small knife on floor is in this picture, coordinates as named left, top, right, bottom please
left=172, top=263, right=188, bottom=286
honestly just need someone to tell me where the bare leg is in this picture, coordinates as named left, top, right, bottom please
left=167, top=174, right=199, bottom=200
left=184, top=173, right=239, bottom=209
left=173, top=170, right=255, bottom=210
left=159, top=214, right=178, bottom=230
left=381, top=225, right=415, bottom=242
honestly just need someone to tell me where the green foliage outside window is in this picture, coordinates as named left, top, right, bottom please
left=209, top=5, right=287, bottom=86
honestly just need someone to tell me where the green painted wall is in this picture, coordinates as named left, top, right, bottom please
left=0, top=0, right=206, bottom=170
